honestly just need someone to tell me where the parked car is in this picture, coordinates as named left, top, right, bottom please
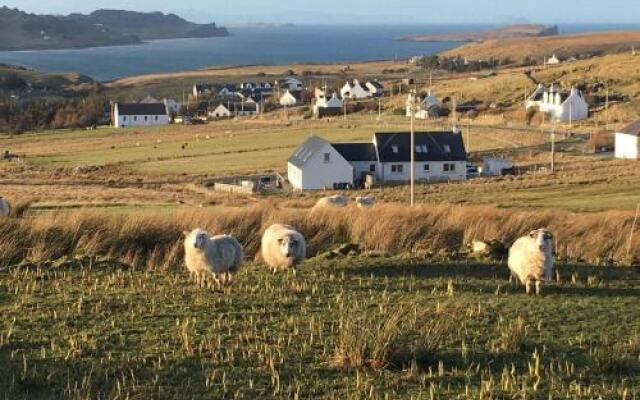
left=466, top=163, right=479, bottom=178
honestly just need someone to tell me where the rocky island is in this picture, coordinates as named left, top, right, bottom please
left=401, top=24, right=559, bottom=43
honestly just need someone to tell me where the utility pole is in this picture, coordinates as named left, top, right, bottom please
left=410, top=91, right=416, bottom=207
left=343, top=97, right=347, bottom=121
left=551, top=126, right=556, bottom=172
left=605, top=87, right=610, bottom=131
left=377, top=97, right=381, bottom=121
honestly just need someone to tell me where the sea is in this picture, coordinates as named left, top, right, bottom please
left=0, top=24, right=638, bottom=82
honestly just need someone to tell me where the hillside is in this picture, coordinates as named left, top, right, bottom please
left=402, top=24, right=558, bottom=42
left=0, top=64, right=96, bottom=95
left=440, top=31, right=640, bottom=61
left=0, top=7, right=228, bottom=51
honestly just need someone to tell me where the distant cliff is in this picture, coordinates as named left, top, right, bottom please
left=401, top=24, right=559, bottom=43
left=0, top=7, right=229, bottom=51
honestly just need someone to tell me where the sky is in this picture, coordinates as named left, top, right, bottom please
left=2, top=0, right=639, bottom=25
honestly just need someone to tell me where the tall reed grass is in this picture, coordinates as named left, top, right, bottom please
left=1, top=202, right=639, bottom=267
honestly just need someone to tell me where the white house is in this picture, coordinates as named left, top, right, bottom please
left=481, top=158, right=514, bottom=176
left=340, top=79, right=372, bottom=100
left=280, top=78, right=303, bottom=92
left=288, top=136, right=355, bottom=190
left=287, top=130, right=468, bottom=190
left=546, top=54, right=561, bottom=65
left=209, top=102, right=260, bottom=118
left=313, top=92, right=343, bottom=118
left=218, top=85, right=239, bottom=97
left=113, top=103, right=170, bottom=128
left=365, top=81, right=384, bottom=97
left=525, top=83, right=546, bottom=109
left=280, top=89, right=300, bottom=106
left=615, top=120, right=640, bottom=159
left=163, top=98, right=181, bottom=116
left=406, top=91, right=442, bottom=120
left=528, top=84, right=589, bottom=122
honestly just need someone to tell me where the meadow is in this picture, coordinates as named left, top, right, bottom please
left=2, top=53, right=640, bottom=398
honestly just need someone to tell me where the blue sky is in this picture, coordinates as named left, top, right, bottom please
left=2, top=0, right=638, bottom=24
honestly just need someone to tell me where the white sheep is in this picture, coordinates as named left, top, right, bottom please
left=507, top=228, right=554, bottom=295
left=0, top=197, right=10, bottom=217
left=311, top=195, right=349, bottom=212
left=183, top=229, right=244, bottom=286
left=260, top=224, right=306, bottom=274
left=355, top=196, right=376, bottom=209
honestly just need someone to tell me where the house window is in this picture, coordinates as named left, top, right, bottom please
left=443, top=145, right=451, bottom=153
left=391, top=164, right=404, bottom=174
left=144, top=116, right=148, bottom=121
left=323, top=153, right=331, bottom=163
left=134, top=116, right=137, bottom=121
left=392, top=145, right=399, bottom=153
left=123, top=116, right=127, bottom=121
left=155, top=116, right=158, bottom=121
left=443, top=163, right=456, bottom=172
left=423, top=164, right=430, bottom=171
left=416, top=145, right=422, bottom=153
left=369, top=164, right=376, bottom=172
left=421, top=145, right=428, bottom=153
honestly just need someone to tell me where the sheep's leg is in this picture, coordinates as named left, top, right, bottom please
left=292, top=267, right=297, bottom=277
left=525, top=279, right=533, bottom=295
left=536, top=280, right=542, bottom=295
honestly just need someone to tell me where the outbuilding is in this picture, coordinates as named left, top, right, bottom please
left=615, top=120, right=640, bottom=159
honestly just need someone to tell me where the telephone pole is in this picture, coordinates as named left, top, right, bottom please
left=551, top=126, right=556, bottom=172
left=410, top=91, right=416, bottom=206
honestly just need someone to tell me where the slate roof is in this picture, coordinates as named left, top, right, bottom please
left=288, top=135, right=329, bottom=168
left=620, top=120, right=640, bottom=136
left=367, top=81, right=384, bottom=89
left=117, top=103, right=167, bottom=116
left=374, top=132, right=467, bottom=163
left=332, top=143, right=377, bottom=162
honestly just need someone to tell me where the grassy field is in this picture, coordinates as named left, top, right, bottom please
left=1, top=255, right=639, bottom=399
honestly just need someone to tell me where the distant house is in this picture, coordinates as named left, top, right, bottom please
left=280, top=78, right=303, bottom=92
left=193, top=84, right=215, bottom=98
left=218, top=85, right=239, bottom=97
left=365, top=81, right=384, bottom=97
left=525, top=83, right=546, bottom=109
left=313, top=92, right=343, bottom=118
left=114, top=103, right=170, bottom=128
left=406, top=91, right=443, bottom=119
left=287, top=130, right=468, bottom=190
left=209, top=101, right=260, bottom=118
left=340, top=79, right=371, bottom=100
left=615, top=120, right=640, bottom=159
left=280, top=89, right=301, bottom=106
left=546, top=54, right=561, bottom=65
left=163, top=98, right=181, bottom=116
left=529, top=84, right=588, bottom=122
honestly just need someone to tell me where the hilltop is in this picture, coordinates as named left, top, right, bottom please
left=0, top=7, right=228, bottom=51
left=402, top=24, right=558, bottom=42
left=440, top=31, right=640, bottom=62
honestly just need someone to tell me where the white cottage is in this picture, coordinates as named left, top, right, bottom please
left=615, top=120, right=640, bottom=159
left=406, top=91, right=442, bottom=120
left=280, top=89, right=300, bottom=106
left=209, top=102, right=260, bottom=118
left=340, top=79, right=372, bottom=100
left=288, top=136, right=355, bottom=190
left=113, top=103, right=170, bottom=128
left=528, top=84, right=589, bottom=122
left=313, top=92, right=343, bottom=118
left=365, top=81, right=384, bottom=97
left=546, top=54, right=561, bottom=65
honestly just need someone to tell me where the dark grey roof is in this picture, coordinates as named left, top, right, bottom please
left=374, top=132, right=467, bottom=163
left=531, top=92, right=544, bottom=101
left=620, top=120, right=640, bottom=136
left=332, top=143, right=377, bottom=162
left=288, top=135, right=330, bottom=168
left=367, top=81, right=384, bottom=89
left=117, top=103, right=167, bottom=116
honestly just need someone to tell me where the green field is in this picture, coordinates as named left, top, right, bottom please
left=1, top=257, right=638, bottom=399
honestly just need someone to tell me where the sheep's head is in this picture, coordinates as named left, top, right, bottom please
left=529, top=228, right=553, bottom=252
left=184, top=229, right=209, bottom=250
left=278, top=235, right=299, bottom=258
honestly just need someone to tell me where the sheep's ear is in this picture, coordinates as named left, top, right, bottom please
left=529, top=230, right=538, bottom=238
left=182, top=230, right=190, bottom=237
